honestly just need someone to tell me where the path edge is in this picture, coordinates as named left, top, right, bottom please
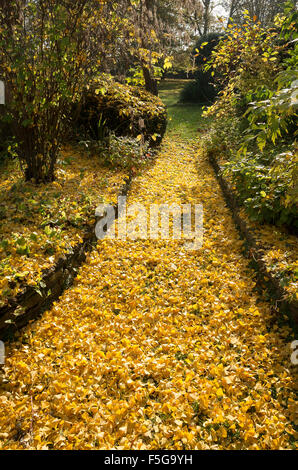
left=0, top=175, right=133, bottom=340
left=206, top=150, right=298, bottom=328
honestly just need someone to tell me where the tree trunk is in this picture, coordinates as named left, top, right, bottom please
left=227, top=0, right=238, bottom=27
left=24, top=163, right=55, bottom=184
left=203, top=0, right=211, bottom=36
left=142, top=64, right=159, bottom=96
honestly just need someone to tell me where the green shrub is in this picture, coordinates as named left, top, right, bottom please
left=76, top=76, right=167, bottom=147
left=202, top=5, right=298, bottom=233
left=103, top=134, right=151, bottom=170
left=180, top=33, right=223, bottom=104
left=79, top=133, right=152, bottom=171
left=180, top=72, right=218, bottom=103
left=224, top=149, right=298, bottom=230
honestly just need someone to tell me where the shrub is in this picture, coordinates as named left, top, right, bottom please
left=180, top=33, right=223, bottom=104
left=180, top=72, right=219, bottom=103
left=194, top=33, right=224, bottom=69
left=202, top=5, right=298, bottom=232
left=224, top=149, right=298, bottom=230
left=79, top=133, right=152, bottom=171
left=102, top=134, right=151, bottom=170
left=76, top=76, right=167, bottom=147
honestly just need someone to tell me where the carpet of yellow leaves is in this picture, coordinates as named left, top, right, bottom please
left=0, top=137, right=297, bottom=450
left=252, top=223, right=298, bottom=300
left=0, top=146, right=127, bottom=305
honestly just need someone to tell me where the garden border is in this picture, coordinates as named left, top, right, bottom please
left=207, top=150, right=298, bottom=327
left=0, top=175, right=132, bottom=339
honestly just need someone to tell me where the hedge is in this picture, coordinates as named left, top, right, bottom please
left=75, top=76, right=167, bottom=147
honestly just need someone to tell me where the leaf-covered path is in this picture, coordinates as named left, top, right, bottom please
left=0, top=93, right=297, bottom=450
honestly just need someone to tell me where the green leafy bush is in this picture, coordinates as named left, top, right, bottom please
left=224, top=149, right=298, bottom=229
left=202, top=4, right=298, bottom=232
left=76, top=76, right=167, bottom=147
left=180, top=72, right=219, bottom=103
left=180, top=33, right=223, bottom=104
left=79, top=132, right=152, bottom=171
left=102, top=134, right=151, bottom=170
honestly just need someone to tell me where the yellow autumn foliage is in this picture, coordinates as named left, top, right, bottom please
left=0, top=145, right=127, bottom=305
left=0, top=135, right=297, bottom=450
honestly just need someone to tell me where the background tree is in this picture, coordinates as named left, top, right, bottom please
left=221, top=0, right=291, bottom=27
left=128, top=0, right=185, bottom=95
left=125, top=0, right=220, bottom=94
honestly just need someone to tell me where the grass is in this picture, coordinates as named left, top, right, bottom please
left=158, top=79, right=208, bottom=140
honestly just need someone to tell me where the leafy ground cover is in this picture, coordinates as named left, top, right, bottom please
left=0, top=82, right=296, bottom=450
left=0, top=146, right=128, bottom=307
left=202, top=137, right=298, bottom=304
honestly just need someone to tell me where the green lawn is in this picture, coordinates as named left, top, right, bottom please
left=158, top=79, right=207, bottom=140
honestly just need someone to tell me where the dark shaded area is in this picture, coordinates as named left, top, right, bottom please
left=180, top=33, right=223, bottom=104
